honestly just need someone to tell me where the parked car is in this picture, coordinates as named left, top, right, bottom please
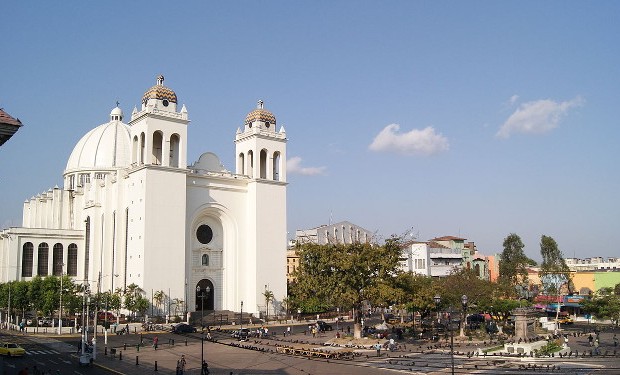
left=316, top=321, right=333, bottom=331
left=171, top=323, right=197, bottom=334
left=0, top=343, right=26, bottom=357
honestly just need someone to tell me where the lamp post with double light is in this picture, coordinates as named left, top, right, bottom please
left=433, top=294, right=441, bottom=340
left=460, top=294, right=468, bottom=337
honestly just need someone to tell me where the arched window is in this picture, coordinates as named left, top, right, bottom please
left=53, top=243, right=63, bottom=276
left=152, top=131, right=163, bottom=165
left=38, top=243, right=49, bottom=276
left=272, top=151, right=281, bottom=181
left=259, top=149, right=268, bottom=179
left=247, top=150, right=254, bottom=178
left=201, top=254, right=209, bottom=266
left=67, top=244, right=78, bottom=276
left=238, top=153, right=245, bottom=175
left=140, top=133, right=146, bottom=165
left=169, top=133, right=180, bottom=167
left=21, top=242, right=34, bottom=277
left=132, top=135, right=139, bottom=165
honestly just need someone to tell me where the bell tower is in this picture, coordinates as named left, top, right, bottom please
left=234, top=100, right=288, bottom=313
left=124, top=75, right=189, bottom=309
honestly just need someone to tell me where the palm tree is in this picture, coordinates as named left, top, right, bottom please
left=153, top=290, right=165, bottom=317
left=262, top=289, right=274, bottom=321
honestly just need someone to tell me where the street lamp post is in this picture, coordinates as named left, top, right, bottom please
left=240, top=301, right=244, bottom=329
left=58, top=263, right=65, bottom=335
left=460, top=294, right=468, bottom=337
left=433, top=294, right=441, bottom=339
left=196, top=285, right=210, bottom=374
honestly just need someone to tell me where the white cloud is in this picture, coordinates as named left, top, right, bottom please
left=509, top=95, right=519, bottom=105
left=287, top=156, right=326, bottom=175
left=497, top=96, right=584, bottom=139
left=368, top=124, right=449, bottom=156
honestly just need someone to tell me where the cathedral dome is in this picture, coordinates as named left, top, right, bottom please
left=65, top=110, right=131, bottom=173
left=142, top=75, right=177, bottom=105
left=244, top=100, right=276, bottom=126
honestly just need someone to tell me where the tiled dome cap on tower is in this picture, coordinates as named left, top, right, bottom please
left=244, top=100, right=276, bottom=126
left=141, top=75, right=178, bottom=105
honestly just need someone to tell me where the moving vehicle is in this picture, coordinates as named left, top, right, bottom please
left=0, top=343, right=26, bottom=357
left=555, top=316, right=574, bottom=325
left=171, top=323, right=197, bottom=334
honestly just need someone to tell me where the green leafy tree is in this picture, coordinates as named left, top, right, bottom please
left=582, top=286, right=620, bottom=326
left=123, top=283, right=144, bottom=320
left=498, top=233, right=531, bottom=287
left=539, top=235, right=572, bottom=295
left=11, top=281, right=30, bottom=321
left=290, top=235, right=403, bottom=338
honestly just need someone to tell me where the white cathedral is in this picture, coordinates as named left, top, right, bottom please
left=0, top=75, right=288, bottom=317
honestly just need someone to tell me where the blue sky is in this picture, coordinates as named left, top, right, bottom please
left=1, top=1, right=619, bottom=261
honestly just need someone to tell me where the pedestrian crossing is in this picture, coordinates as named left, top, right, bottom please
left=26, top=349, right=61, bottom=355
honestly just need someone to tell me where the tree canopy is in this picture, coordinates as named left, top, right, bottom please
left=289, top=236, right=404, bottom=321
left=539, top=235, right=572, bottom=295
left=498, top=233, right=533, bottom=287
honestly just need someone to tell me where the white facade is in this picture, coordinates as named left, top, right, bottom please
left=0, top=76, right=288, bottom=316
left=294, top=221, right=373, bottom=245
left=401, top=241, right=463, bottom=277
left=565, top=257, right=620, bottom=272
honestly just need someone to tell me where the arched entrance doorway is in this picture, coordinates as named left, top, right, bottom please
left=195, top=279, right=214, bottom=311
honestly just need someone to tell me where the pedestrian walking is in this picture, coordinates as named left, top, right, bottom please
left=202, top=360, right=210, bottom=375
left=153, top=335, right=159, bottom=350
left=374, top=342, right=381, bottom=357
left=594, top=339, right=600, bottom=355
left=614, top=334, right=618, bottom=347
left=588, top=334, right=594, bottom=346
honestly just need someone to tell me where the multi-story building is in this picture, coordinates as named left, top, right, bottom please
left=401, top=235, right=490, bottom=279
left=565, top=257, right=620, bottom=272
left=402, top=240, right=463, bottom=277
left=293, top=221, right=374, bottom=245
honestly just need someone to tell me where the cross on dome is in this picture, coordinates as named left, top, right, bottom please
left=257, top=100, right=264, bottom=109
